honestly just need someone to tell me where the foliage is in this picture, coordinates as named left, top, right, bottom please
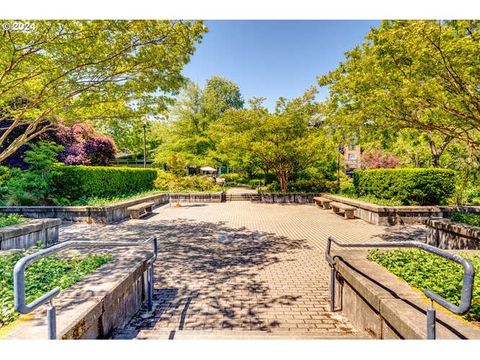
left=0, top=250, right=111, bottom=327
left=165, top=153, right=188, bottom=177
left=51, top=123, right=116, bottom=166
left=319, top=20, right=480, bottom=151
left=154, top=77, right=244, bottom=166
left=451, top=212, right=480, bottom=227
left=0, top=20, right=207, bottom=162
left=70, top=190, right=164, bottom=206
left=362, top=149, right=400, bottom=169
left=266, top=179, right=338, bottom=193
left=334, top=193, right=403, bottom=206
left=2, top=141, right=65, bottom=205
left=154, top=171, right=220, bottom=192
left=353, top=168, right=456, bottom=205
left=220, top=173, right=240, bottom=183
left=212, top=90, right=337, bottom=192
left=368, top=249, right=480, bottom=322
left=0, top=213, right=25, bottom=228
left=55, top=166, right=158, bottom=202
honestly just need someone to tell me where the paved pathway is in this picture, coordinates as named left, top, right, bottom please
left=60, top=202, right=425, bottom=339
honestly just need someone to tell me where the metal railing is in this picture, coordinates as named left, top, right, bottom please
left=325, top=236, right=475, bottom=340
left=14, top=237, right=158, bottom=340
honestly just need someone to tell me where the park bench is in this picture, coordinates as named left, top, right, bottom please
left=330, top=201, right=356, bottom=219
left=313, top=196, right=333, bottom=209
left=127, top=202, right=154, bottom=219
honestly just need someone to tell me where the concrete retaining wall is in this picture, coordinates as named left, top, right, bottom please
left=0, top=218, right=61, bottom=250
left=0, top=194, right=170, bottom=224
left=169, top=192, right=224, bottom=203
left=259, top=193, right=322, bottom=204
left=426, top=218, right=480, bottom=249
left=320, top=193, right=480, bottom=226
left=332, top=250, right=480, bottom=339
left=3, top=247, right=152, bottom=339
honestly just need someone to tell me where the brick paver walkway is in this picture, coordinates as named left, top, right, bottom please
left=59, top=202, right=425, bottom=339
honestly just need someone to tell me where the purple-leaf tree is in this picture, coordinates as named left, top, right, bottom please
left=362, top=150, right=401, bottom=169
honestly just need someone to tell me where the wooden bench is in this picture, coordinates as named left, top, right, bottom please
left=313, top=196, right=333, bottom=209
left=127, top=202, right=154, bottom=219
left=330, top=201, right=356, bottom=219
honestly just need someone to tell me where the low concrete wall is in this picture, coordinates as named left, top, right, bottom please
left=169, top=192, right=224, bottom=203
left=426, top=218, right=480, bottom=249
left=320, top=193, right=480, bottom=226
left=3, top=246, right=152, bottom=339
left=332, top=250, right=480, bottom=339
left=0, top=193, right=170, bottom=224
left=259, top=193, right=322, bottom=204
left=0, top=218, right=60, bottom=250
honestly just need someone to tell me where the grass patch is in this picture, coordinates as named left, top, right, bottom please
left=336, top=192, right=402, bottom=206
left=368, top=249, right=480, bottom=322
left=0, top=214, right=26, bottom=228
left=0, top=250, right=112, bottom=327
left=451, top=212, right=480, bottom=227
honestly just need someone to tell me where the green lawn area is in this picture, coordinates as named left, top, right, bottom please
left=0, top=251, right=112, bottom=327
left=335, top=193, right=403, bottom=206
left=368, top=249, right=480, bottom=322
left=0, top=214, right=26, bottom=228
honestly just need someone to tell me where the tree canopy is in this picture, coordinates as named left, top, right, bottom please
left=0, top=20, right=207, bottom=162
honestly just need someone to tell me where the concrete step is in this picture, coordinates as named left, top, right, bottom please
left=114, top=329, right=369, bottom=340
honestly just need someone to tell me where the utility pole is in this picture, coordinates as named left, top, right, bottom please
left=141, top=116, right=148, bottom=168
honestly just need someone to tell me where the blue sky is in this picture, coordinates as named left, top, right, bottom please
left=182, top=20, right=381, bottom=111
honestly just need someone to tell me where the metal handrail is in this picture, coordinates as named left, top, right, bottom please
left=14, top=237, right=158, bottom=340
left=325, top=236, right=475, bottom=339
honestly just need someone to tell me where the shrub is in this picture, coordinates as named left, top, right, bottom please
left=353, top=168, right=456, bottom=205
left=266, top=179, right=339, bottom=193
left=154, top=171, right=219, bottom=192
left=221, top=173, right=240, bottom=182
left=451, top=212, right=480, bottom=227
left=0, top=213, right=25, bottom=228
left=248, top=179, right=263, bottom=189
left=55, top=166, right=158, bottom=201
left=362, top=150, right=400, bottom=169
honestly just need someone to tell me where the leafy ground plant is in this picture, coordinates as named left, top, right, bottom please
left=0, top=214, right=26, bottom=228
left=451, top=212, right=480, bottom=227
left=0, top=250, right=111, bottom=327
left=336, top=192, right=402, bottom=206
left=368, top=249, right=480, bottom=322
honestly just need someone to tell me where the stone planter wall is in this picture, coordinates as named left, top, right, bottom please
left=259, top=193, right=322, bottom=204
left=3, top=247, right=152, bottom=339
left=320, top=193, right=480, bottom=226
left=169, top=192, right=224, bottom=203
left=332, top=250, right=480, bottom=339
left=426, top=218, right=480, bottom=249
left=0, top=218, right=61, bottom=250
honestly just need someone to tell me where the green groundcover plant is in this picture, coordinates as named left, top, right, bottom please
left=0, top=251, right=111, bottom=327
left=451, top=212, right=480, bottom=227
left=0, top=214, right=25, bottom=228
left=368, top=249, right=480, bottom=322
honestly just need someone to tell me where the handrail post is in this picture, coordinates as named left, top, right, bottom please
left=47, top=301, right=57, bottom=340
left=427, top=301, right=436, bottom=340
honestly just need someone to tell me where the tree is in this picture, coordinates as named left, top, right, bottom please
left=155, top=76, right=244, bottom=166
left=213, top=89, right=336, bottom=192
left=318, top=20, right=480, bottom=149
left=362, top=149, right=400, bottom=169
left=0, top=20, right=207, bottom=162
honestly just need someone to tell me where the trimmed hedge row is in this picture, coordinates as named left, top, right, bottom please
left=353, top=168, right=456, bottom=205
left=55, top=166, right=158, bottom=200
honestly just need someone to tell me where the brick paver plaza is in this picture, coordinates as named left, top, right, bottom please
left=60, top=201, right=425, bottom=339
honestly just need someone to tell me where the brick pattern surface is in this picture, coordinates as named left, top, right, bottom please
left=59, top=201, right=425, bottom=339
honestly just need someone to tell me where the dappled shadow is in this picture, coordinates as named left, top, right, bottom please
left=60, top=218, right=310, bottom=337
left=373, top=225, right=427, bottom=243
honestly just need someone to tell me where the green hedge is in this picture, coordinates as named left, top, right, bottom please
left=55, top=166, right=158, bottom=200
left=352, top=168, right=455, bottom=205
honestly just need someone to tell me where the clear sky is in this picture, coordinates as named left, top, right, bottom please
left=182, top=20, right=381, bottom=111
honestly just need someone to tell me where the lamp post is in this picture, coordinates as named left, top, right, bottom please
left=141, top=116, right=148, bottom=168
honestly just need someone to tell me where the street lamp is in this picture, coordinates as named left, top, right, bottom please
left=141, top=116, right=148, bottom=168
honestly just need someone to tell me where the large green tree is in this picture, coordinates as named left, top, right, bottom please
left=212, top=89, right=336, bottom=192
left=318, top=20, right=480, bottom=151
left=0, top=20, right=207, bottom=162
left=154, top=76, right=244, bottom=166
